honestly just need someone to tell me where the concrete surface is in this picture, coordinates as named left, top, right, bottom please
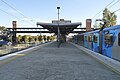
left=0, top=42, right=120, bottom=80
left=71, top=42, right=120, bottom=73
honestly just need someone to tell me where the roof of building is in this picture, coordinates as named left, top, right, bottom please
left=36, top=22, right=82, bottom=34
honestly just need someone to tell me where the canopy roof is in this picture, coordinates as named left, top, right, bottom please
left=36, top=22, right=82, bottom=34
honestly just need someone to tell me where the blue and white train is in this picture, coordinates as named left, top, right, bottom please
left=75, top=25, right=120, bottom=61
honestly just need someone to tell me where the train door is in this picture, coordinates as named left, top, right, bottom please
left=88, top=34, right=93, bottom=50
left=79, top=34, right=84, bottom=46
left=102, top=30, right=114, bottom=58
left=93, top=32, right=99, bottom=53
left=84, top=35, right=88, bottom=48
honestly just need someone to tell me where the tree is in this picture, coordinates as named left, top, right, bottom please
left=102, top=8, right=117, bottom=27
left=28, top=36, right=32, bottom=42
left=34, top=36, right=38, bottom=42
left=21, top=35, right=27, bottom=43
left=0, top=26, right=6, bottom=31
left=38, top=35, right=43, bottom=42
left=17, top=35, right=22, bottom=43
left=49, top=35, right=55, bottom=41
left=43, top=35, right=47, bottom=42
left=0, top=26, right=7, bottom=35
left=47, top=36, right=50, bottom=41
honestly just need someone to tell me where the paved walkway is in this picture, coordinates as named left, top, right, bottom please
left=0, top=42, right=120, bottom=80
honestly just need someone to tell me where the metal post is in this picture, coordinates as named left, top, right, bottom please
left=37, top=25, right=41, bottom=36
left=37, top=25, right=42, bottom=44
left=57, top=7, right=60, bottom=42
left=99, top=22, right=106, bottom=54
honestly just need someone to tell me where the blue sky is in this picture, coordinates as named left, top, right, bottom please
left=0, top=0, right=120, bottom=28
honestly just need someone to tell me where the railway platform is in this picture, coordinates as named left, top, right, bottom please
left=0, top=41, right=120, bottom=80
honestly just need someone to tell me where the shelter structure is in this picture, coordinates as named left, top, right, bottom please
left=36, top=19, right=83, bottom=41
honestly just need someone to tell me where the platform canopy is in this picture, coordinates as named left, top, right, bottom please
left=36, top=20, right=82, bottom=34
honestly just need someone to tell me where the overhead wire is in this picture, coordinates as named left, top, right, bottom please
left=91, top=0, right=120, bottom=27
left=114, top=8, right=120, bottom=12
left=92, top=0, right=120, bottom=20
left=107, top=0, right=120, bottom=9
left=0, top=8, right=36, bottom=27
left=0, top=0, right=35, bottom=26
left=114, top=8, right=120, bottom=23
left=1, top=0, right=27, bottom=18
left=0, top=8, right=21, bottom=20
left=92, top=0, right=116, bottom=19
left=111, top=1, right=120, bottom=24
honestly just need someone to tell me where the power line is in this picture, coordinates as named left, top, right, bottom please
left=107, top=0, right=120, bottom=9
left=92, top=7, right=120, bottom=20
left=92, top=0, right=120, bottom=20
left=0, top=0, right=35, bottom=26
left=92, top=0, right=116, bottom=19
left=1, top=0, right=28, bottom=18
left=114, top=8, right=120, bottom=12
left=0, top=8, right=20, bottom=20
left=94, top=0, right=120, bottom=20
left=0, top=8, right=35, bottom=26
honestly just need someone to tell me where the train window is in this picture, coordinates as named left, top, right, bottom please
left=93, top=35, right=98, bottom=43
left=105, top=34, right=113, bottom=45
left=80, top=35, right=84, bottom=41
left=84, top=36, right=87, bottom=41
left=88, top=35, right=92, bottom=42
left=118, top=33, right=120, bottom=46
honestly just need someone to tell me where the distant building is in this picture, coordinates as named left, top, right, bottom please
left=52, top=19, right=71, bottom=24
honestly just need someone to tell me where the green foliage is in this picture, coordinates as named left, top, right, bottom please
left=17, top=35, right=22, bottom=43
left=0, top=26, right=7, bottom=35
left=50, top=35, right=56, bottom=41
left=28, top=36, right=32, bottom=42
left=43, top=35, right=47, bottom=42
left=102, top=8, right=117, bottom=27
left=38, top=35, right=43, bottom=42
left=17, top=35, right=55, bottom=43
left=0, top=26, right=6, bottom=31
left=21, top=35, right=28, bottom=43
left=34, top=36, right=38, bottom=42
left=47, top=36, right=50, bottom=41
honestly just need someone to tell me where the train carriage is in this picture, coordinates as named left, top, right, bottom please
left=77, top=34, right=84, bottom=46
left=102, top=25, right=120, bottom=61
left=74, top=25, right=120, bottom=61
left=83, top=31, right=93, bottom=50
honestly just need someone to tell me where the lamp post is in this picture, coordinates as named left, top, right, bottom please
left=57, top=7, right=60, bottom=42
left=37, top=25, right=41, bottom=36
